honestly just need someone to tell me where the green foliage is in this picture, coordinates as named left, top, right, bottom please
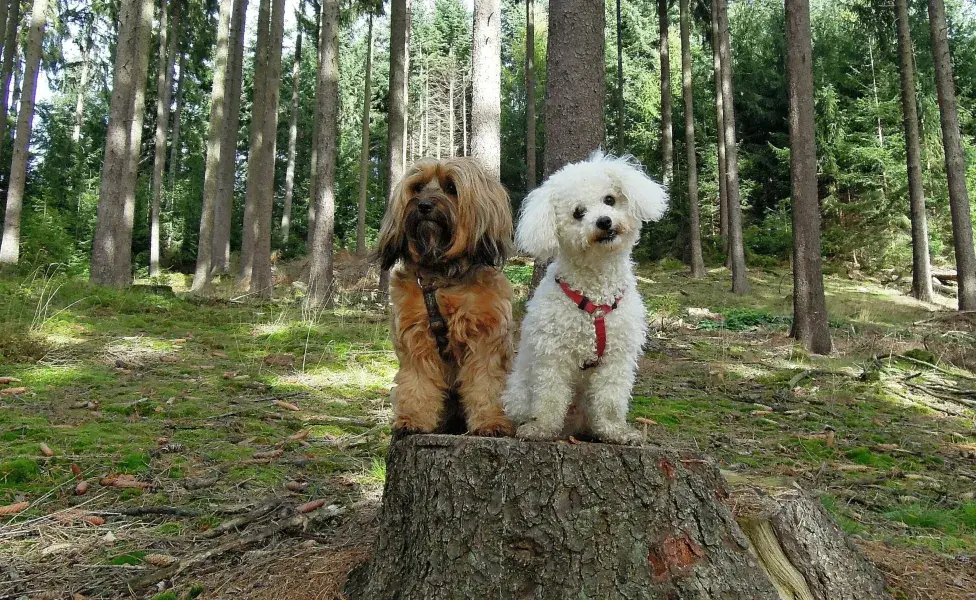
left=697, top=308, right=791, bottom=331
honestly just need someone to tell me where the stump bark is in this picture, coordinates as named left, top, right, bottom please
left=346, top=436, right=890, bottom=599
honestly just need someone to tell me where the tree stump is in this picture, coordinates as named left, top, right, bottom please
left=346, top=435, right=886, bottom=599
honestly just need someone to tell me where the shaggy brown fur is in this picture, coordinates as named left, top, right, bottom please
left=377, top=158, right=515, bottom=436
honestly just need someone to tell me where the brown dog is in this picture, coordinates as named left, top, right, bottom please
left=377, top=157, right=515, bottom=437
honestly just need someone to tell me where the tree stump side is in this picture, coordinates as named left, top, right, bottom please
left=734, top=487, right=891, bottom=600
left=346, top=435, right=781, bottom=600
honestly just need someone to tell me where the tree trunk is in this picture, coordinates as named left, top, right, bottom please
left=0, top=0, right=8, bottom=67
left=0, top=0, right=46, bottom=266
left=895, top=0, right=933, bottom=303
left=0, top=0, right=21, bottom=164
left=90, top=0, right=153, bottom=287
left=281, top=18, right=303, bottom=246
left=306, top=0, right=339, bottom=308
left=530, top=0, right=605, bottom=289
left=306, top=3, right=323, bottom=252
left=168, top=51, right=186, bottom=194
left=149, top=0, right=181, bottom=277
left=190, top=0, right=234, bottom=293
left=927, top=0, right=976, bottom=311
left=462, top=73, right=467, bottom=156
left=615, top=0, right=624, bottom=155
left=249, top=0, right=286, bottom=296
left=680, top=0, right=703, bottom=278
left=716, top=0, right=748, bottom=294
left=212, top=0, right=247, bottom=274
left=711, top=0, right=728, bottom=255
left=659, top=0, right=673, bottom=188
left=470, top=0, right=501, bottom=178
left=72, top=20, right=94, bottom=144
left=377, top=0, right=410, bottom=296
left=448, top=51, right=455, bottom=157
left=525, top=0, right=536, bottom=190
left=785, top=0, right=831, bottom=355
left=355, top=14, right=373, bottom=256
left=347, top=436, right=890, bottom=599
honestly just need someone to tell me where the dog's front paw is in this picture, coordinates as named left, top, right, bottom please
left=470, top=418, right=515, bottom=437
left=516, top=421, right=559, bottom=442
left=596, top=425, right=644, bottom=446
left=392, top=416, right=435, bottom=438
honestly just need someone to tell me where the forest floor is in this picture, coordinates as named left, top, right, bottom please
left=1, top=254, right=975, bottom=600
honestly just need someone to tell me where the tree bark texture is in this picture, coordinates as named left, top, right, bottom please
left=530, top=0, right=605, bottom=288
left=659, top=0, right=673, bottom=188
left=680, top=0, right=704, bottom=279
left=90, top=0, right=153, bottom=287
left=895, top=0, right=933, bottom=303
left=306, top=3, right=323, bottom=253
left=355, top=14, right=373, bottom=256
left=0, top=0, right=8, bottom=68
left=525, top=0, right=536, bottom=190
left=732, top=486, right=891, bottom=600
left=927, top=0, right=976, bottom=311
left=306, top=0, right=339, bottom=308
left=378, top=0, right=410, bottom=296
left=0, top=0, right=46, bottom=265
left=212, top=0, right=248, bottom=274
left=250, top=0, right=286, bottom=296
left=712, top=0, right=728, bottom=252
left=0, top=0, right=20, bottom=163
left=240, top=0, right=285, bottom=295
left=190, top=0, right=234, bottom=293
left=347, top=436, right=785, bottom=599
left=470, top=0, right=501, bottom=179
left=282, top=20, right=303, bottom=246
left=615, top=0, right=624, bottom=155
left=716, top=0, right=749, bottom=294
left=785, top=0, right=831, bottom=355
left=149, top=0, right=181, bottom=277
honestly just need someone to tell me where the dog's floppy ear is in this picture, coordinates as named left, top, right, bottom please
left=605, top=155, right=669, bottom=222
left=374, top=175, right=410, bottom=270
left=516, top=185, right=558, bottom=260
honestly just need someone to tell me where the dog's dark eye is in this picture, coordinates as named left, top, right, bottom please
left=603, top=195, right=616, bottom=206
left=411, top=182, right=425, bottom=194
left=573, top=206, right=586, bottom=220
left=443, top=179, right=457, bottom=195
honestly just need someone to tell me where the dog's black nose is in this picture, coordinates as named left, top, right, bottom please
left=418, top=199, right=434, bottom=214
left=596, top=216, right=613, bottom=231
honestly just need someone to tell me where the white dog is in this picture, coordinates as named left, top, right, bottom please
left=503, top=151, right=668, bottom=445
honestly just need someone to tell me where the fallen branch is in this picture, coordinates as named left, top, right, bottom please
left=896, top=353, right=976, bottom=382
left=201, top=498, right=283, bottom=539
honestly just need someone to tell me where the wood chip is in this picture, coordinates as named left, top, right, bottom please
left=274, top=400, right=300, bottom=412
left=39, top=443, right=54, bottom=457
left=159, top=355, right=180, bottom=363
left=212, top=351, right=229, bottom=359
left=222, top=371, right=238, bottom=379
left=288, top=429, right=310, bottom=441
left=750, top=410, right=773, bottom=417
left=1, top=386, right=28, bottom=395
left=634, top=417, right=658, bottom=426
left=0, top=501, right=29, bottom=516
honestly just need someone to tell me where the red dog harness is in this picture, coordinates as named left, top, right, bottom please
left=557, top=278, right=622, bottom=369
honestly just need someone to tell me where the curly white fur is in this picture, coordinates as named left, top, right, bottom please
left=503, top=150, right=668, bottom=445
